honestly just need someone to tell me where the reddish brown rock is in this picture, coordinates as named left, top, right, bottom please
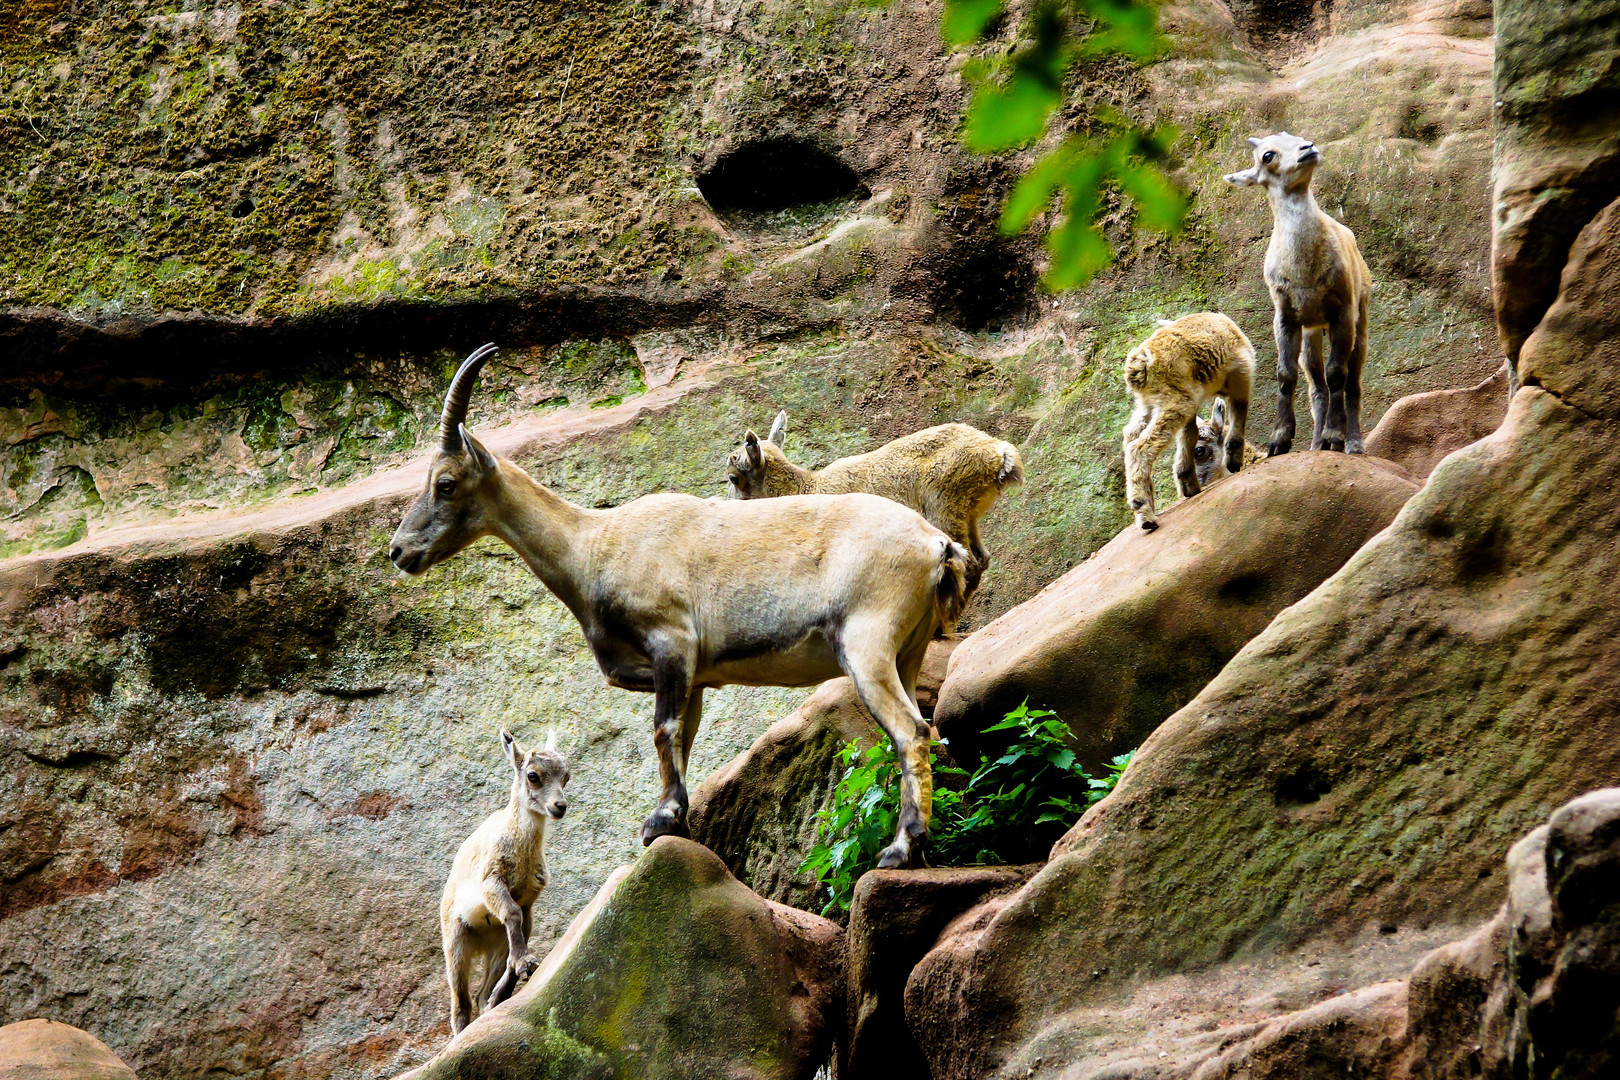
left=0, top=1020, right=138, bottom=1080
left=1364, top=366, right=1508, bottom=478
left=934, top=453, right=1417, bottom=769
left=844, top=866, right=1034, bottom=1080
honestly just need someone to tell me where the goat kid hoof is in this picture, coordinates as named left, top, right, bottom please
left=1268, top=442, right=1291, bottom=458
left=1138, top=518, right=1159, bottom=532
left=1346, top=439, right=1365, bottom=455
left=876, top=843, right=915, bottom=870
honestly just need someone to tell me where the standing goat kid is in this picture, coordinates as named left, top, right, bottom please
left=1122, top=312, right=1255, bottom=531
left=441, top=729, right=570, bottom=1035
left=1225, top=132, right=1372, bottom=455
left=391, top=346, right=968, bottom=871
left=726, top=414, right=1022, bottom=597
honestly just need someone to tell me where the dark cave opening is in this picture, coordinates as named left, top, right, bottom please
left=696, top=138, right=866, bottom=215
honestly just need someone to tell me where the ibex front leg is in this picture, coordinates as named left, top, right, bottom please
left=481, top=879, right=527, bottom=1011
left=643, top=652, right=695, bottom=844
left=1269, top=311, right=1303, bottom=457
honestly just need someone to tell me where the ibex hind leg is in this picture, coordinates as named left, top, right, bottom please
left=1345, top=298, right=1369, bottom=454
left=642, top=652, right=695, bottom=845
left=444, top=927, right=475, bottom=1035
left=1301, top=329, right=1328, bottom=450
left=844, top=631, right=932, bottom=870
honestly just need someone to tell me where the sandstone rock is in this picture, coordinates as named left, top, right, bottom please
left=1363, top=366, right=1508, bottom=478
left=1179, top=982, right=1410, bottom=1080
left=688, top=640, right=957, bottom=908
left=934, top=453, right=1417, bottom=769
left=399, top=837, right=842, bottom=1080
left=0, top=1020, right=138, bottom=1080
left=844, top=867, right=1035, bottom=1080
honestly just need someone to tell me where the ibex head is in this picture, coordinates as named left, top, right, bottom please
left=503, top=727, right=570, bottom=820
left=725, top=410, right=787, bottom=498
left=389, top=344, right=501, bottom=575
left=1223, top=132, right=1320, bottom=193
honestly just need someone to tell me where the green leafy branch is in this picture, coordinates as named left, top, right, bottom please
left=800, top=700, right=1136, bottom=914
left=945, top=0, right=1188, bottom=289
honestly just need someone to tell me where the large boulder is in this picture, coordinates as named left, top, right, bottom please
left=397, top=837, right=843, bottom=1080
left=688, top=640, right=957, bottom=909
left=934, top=453, right=1417, bottom=767
left=1364, top=366, right=1509, bottom=479
left=843, top=867, right=1035, bottom=1080
left=0, top=1020, right=137, bottom=1080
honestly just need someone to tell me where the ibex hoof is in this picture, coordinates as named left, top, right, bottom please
left=1138, top=517, right=1159, bottom=532
left=640, top=807, right=690, bottom=846
left=1268, top=440, right=1292, bottom=457
left=1346, top=438, right=1365, bottom=455
left=876, top=841, right=917, bottom=870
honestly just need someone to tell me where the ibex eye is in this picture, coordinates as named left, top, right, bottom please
left=1195, top=446, right=1211, bottom=461
left=435, top=476, right=456, bottom=496
left=1261, top=151, right=1276, bottom=164
left=527, top=772, right=540, bottom=785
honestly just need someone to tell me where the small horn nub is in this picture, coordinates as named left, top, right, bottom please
left=440, top=343, right=498, bottom=451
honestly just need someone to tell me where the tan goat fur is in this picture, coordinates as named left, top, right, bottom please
left=392, top=347, right=969, bottom=873
left=1122, top=312, right=1255, bottom=530
left=726, top=414, right=1023, bottom=597
left=1225, top=132, right=1373, bottom=454
left=440, top=729, right=570, bottom=1035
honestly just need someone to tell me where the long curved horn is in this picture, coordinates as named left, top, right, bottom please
left=440, top=343, right=498, bottom=451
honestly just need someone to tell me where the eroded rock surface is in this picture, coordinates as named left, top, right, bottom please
left=1364, top=366, right=1509, bottom=478
left=398, top=837, right=843, bottom=1080
left=934, top=453, right=1417, bottom=768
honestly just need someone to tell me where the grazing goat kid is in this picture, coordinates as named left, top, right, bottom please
left=392, top=346, right=967, bottom=872
left=1194, top=399, right=1266, bottom=489
left=1225, top=132, right=1373, bottom=455
left=441, top=729, right=570, bottom=1035
left=1122, top=313, right=1255, bottom=531
left=725, top=413, right=1023, bottom=597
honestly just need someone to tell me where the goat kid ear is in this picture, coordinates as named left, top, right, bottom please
left=1211, top=397, right=1230, bottom=432
left=767, top=411, right=787, bottom=448
left=543, top=727, right=557, bottom=753
left=1224, top=167, right=1260, bottom=187
left=460, top=424, right=497, bottom=473
left=1246, top=136, right=1263, bottom=149
left=501, top=729, right=519, bottom=766
left=743, top=429, right=764, bottom=470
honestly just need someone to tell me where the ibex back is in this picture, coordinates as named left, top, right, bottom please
left=390, top=347, right=969, bottom=869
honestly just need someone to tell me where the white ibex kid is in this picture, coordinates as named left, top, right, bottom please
left=440, top=728, right=570, bottom=1034
left=392, top=346, right=966, bottom=873
left=1122, top=312, right=1255, bottom=530
left=1225, top=132, right=1373, bottom=455
left=725, top=413, right=1022, bottom=597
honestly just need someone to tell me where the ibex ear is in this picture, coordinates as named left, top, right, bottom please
left=501, top=728, right=519, bottom=767
left=461, top=425, right=496, bottom=472
left=1247, top=136, right=1263, bottom=148
left=1211, top=397, right=1230, bottom=433
left=743, top=429, right=764, bottom=470
left=543, top=727, right=557, bottom=753
left=767, top=411, right=787, bottom=448
left=1224, top=167, right=1260, bottom=187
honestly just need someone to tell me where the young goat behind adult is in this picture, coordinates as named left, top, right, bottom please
left=1225, top=131, right=1372, bottom=455
left=1194, top=399, right=1266, bottom=489
left=1122, top=312, right=1255, bottom=530
left=440, top=728, right=570, bottom=1035
left=391, top=346, right=967, bottom=873
left=725, top=413, right=1022, bottom=597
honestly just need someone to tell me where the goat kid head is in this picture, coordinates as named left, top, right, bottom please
left=390, top=344, right=502, bottom=575
left=725, top=409, right=788, bottom=498
left=502, top=727, right=570, bottom=820
left=1224, top=132, right=1320, bottom=194
left=1195, top=399, right=1233, bottom=488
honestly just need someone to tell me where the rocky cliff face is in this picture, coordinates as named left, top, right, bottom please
left=0, top=0, right=1522, bottom=1078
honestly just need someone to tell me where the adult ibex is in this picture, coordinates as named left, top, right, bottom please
left=390, top=346, right=968, bottom=869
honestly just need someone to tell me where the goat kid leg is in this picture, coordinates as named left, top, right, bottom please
left=1321, top=309, right=1356, bottom=452
left=482, top=880, right=528, bottom=1010
left=1126, top=407, right=1184, bottom=531
left=1174, top=416, right=1202, bottom=498
left=846, top=640, right=933, bottom=869
left=1269, top=313, right=1303, bottom=457
left=1345, top=300, right=1369, bottom=454
left=1221, top=365, right=1252, bottom=475
left=444, top=926, right=475, bottom=1035
left=1302, top=329, right=1328, bottom=450
left=643, top=652, right=695, bottom=844
left=475, top=938, right=506, bottom=1013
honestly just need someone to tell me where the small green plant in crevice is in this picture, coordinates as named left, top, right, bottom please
left=800, top=701, right=1136, bottom=914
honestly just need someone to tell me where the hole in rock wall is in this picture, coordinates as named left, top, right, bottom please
left=697, top=138, right=868, bottom=233
left=1274, top=763, right=1332, bottom=805
left=1226, top=0, right=1331, bottom=55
